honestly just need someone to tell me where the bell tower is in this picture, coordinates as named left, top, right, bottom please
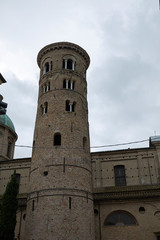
left=25, top=42, right=95, bottom=240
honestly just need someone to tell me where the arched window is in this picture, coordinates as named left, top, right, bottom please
left=66, top=101, right=76, bottom=112
left=67, top=59, right=73, bottom=69
left=104, top=211, right=137, bottom=226
left=42, top=82, right=50, bottom=93
left=72, top=102, right=76, bottom=112
left=66, top=100, right=70, bottom=111
left=63, top=79, right=67, bottom=89
left=47, top=82, right=50, bottom=91
left=43, top=62, right=49, bottom=74
left=41, top=102, right=48, bottom=115
left=114, top=165, right=126, bottom=186
left=43, top=61, right=52, bottom=75
left=54, top=133, right=61, bottom=146
left=63, top=58, right=76, bottom=71
left=63, top=80, right=75, bottom=90
left=44, top=84, right=47, bottom=93
left=43, top=102, right=48, bottom=115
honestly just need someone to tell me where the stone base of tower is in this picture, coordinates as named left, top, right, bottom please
left=25, top=194, right=95, bottom=240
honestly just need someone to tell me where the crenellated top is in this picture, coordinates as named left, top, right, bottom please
left=37, top=42, right=90, bottom=69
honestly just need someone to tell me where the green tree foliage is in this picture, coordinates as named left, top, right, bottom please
left=0, top=172, right=19, bottom=240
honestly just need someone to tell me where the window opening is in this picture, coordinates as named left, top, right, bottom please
left=114, top=165, right=126, bottom=186
left=68, top=80, right=71, bottom=89
left=66, top=100, right=70, bottom=111
left=47, top=82, right=50, bottom=91
left=63, top=80, right=75, bottom=90
left=67, top=59, right=73, bottom=70
left=104, top=211, right=137, bottom=226
left=94, top=209, right=99, bottom=215
left=66, top=101, right=76, bottom=112
left=40, top=105, right=43, bottom=115
left=54, top=133, right=61, bottom=146
left=7, top=142, right=12, bottom=158
left=72, top=102, right=75, bottom=112
left=72, top=81, right=75, bottom=90
left=43, top=61, right=52, bottom=75
left=63, top=59, right=75, bottom=70
left=69, top=197, right=72, bottom=209
left=139, top=207, right=145, bottom=214
left=63, top=79, right=66, bottom=89
left=43, top=62, right=49, bottom=74
left=32, top=200, right=35, bottom=211
left=63, top=59, right=65, bottom=69
left=43, top=171, right=48, bottom=176
left=42, top=82, right=50, bottom=93
left=43, top=102, right=48, bottom=115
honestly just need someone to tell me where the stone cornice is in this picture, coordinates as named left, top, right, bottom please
left=0, top=123, right=18, bottom=140
left=93, top=184, right=160, bottom=201
left=37, top=42, right=90, bottom=69
left=0, top=157, right=31, bottom=164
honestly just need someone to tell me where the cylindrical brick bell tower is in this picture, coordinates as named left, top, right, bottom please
left=25, top=42, right=95, bottom=240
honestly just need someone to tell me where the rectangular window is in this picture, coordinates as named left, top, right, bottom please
left=32, top=200, right=35, bottom=211
left=7, top=142, right=12, bottom=158
left=69, top=197, right=71, bottom=209
left=114, top=165, right=126, bottom=186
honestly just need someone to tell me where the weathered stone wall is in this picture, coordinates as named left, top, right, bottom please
left=24, top=42, right=95, bottom=240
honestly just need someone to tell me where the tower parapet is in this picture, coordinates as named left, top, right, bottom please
left=25, top=42, right=95, bottom=240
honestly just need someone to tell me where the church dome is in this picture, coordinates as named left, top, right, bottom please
left=0, top=114, right=15, bottom=132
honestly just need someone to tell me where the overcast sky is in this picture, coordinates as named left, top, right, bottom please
left=0, top=0, right=160, bottom=158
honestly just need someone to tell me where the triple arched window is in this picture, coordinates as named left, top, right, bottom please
left=63, top=58, right=76, bottom=71
left=42, top=82, right=50, bottom=94
left=63, top=79, right=75, bottom=90
left=104, top=211, right=137, bottom=226
left=43, top=61, right=53, bottom=75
